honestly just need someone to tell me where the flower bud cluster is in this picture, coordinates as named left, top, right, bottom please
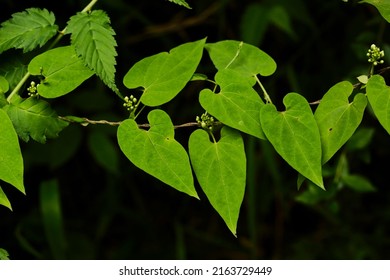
left=196, top=112, right=215, bottom=131
left=27, top=81, right=39, bottom=97
left=123, top=95, right=138, bottom=112
left=367, top=44, right=385, bottom=66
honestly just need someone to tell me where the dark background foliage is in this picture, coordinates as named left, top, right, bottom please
left=1, top=0, right=390, bottom=259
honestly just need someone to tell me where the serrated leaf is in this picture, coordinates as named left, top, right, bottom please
left=28, top=46, right=94, bottom=98
left=3, top=96, right=69, bottom=143
left=314, top=81, right=367, bottom=164
left=205, top=40, right=276, bottom=84
left=360, top=0, right=390, bottom=23
left=123, top=39, right=205, bottom=106
left=0, top=186, right=12, bottom=210
left=0, top=8, right=58, bottom=54
left=168, top=0, right=191, bottom=9
left=199, top=69, right=266, bottom=139
left=366, top=75, right=390, bottom=134
left=0, top=56, right=28, bottom=90
left=261, top=93, right=324, bottom=189
left=0, top=109, right=24, bottom=194
left=117, top=109, right=198, bottom=198
left=189, top=127, right=246, bottom=236
left=0, top=248, right=10, bottom=260
left=66, top=10, right=118, bottom=92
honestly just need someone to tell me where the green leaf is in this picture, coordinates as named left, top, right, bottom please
left=117, top=109, right=198, bottom=198
left=168, top=0, right=192, bottom=9
left=346, top=127, right=375, bottom=151
left=0, top=248, right=10, bottom=260
left=366, top=75, right=390, bottom=134
left=205, top=40, right=277, bottom=84
left=189, top=127, right=246, bottom=236
left=28, top=46, right=94, bottom=98
left=0, top=8, right=58, bottom=54
left=0, top=76, right=9, bottom=94
left=0, top=56, right=28, bottom=90
left=88, top=130, right=120, bottom=175
left=66, top=10, right=118, bottom=92
left=260, top=93, right=324, bottom=189
left=0, top=109, right=24, bottom=194
left=40, top=179, right=66, bottom=259
left=199, top=69, right=266, bottom=139
left=123, top=38, right=205, bottom=106
left=314, top=81, right=367, bottom=164
left=0, top=186, right=12, bottom=210
left=3, top=96, right=69, bottom=143
left=360, top=0, right=390, bottom=23
left=341, top=174, right=376, bottom=192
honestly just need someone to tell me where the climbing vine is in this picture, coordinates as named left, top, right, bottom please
left=0, top=0, right=390, bottom=241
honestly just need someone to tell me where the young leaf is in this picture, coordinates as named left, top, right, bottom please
left=360, top=0, right=390, bottom=23
left=0, top=186, right=12, bottom=210
left=3, top=96, right=69, bottom=143
left=117, top=109, right=198, bottom=198
left=123, top=38, right=205, bottom=106
left=28, top=46, right=94, bottom=98
left=167, top=0, right=192, bottom=9
left=205, top=40, right=276, bottom=84
left=0, top=109, right=24, bottom=194
left=66, top=10, right=118, bottom=92
left=199, top=69, right=266, bottom=139
left=366, top=75, right=390, bottom=134
left=341, top=174, right=376, bottom=192
left=314, top=81, right=367, bottom=164
left=0, top=8, right=58, bottom=54
left=189, top=127, right=246, bottom=236
left=260, top=93, right=324, bottom=189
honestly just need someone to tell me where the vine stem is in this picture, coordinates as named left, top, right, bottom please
left=254, top=75, right=272, bottom=104
left=6, top=0, right=99, bottom=103
left=59, top=116, right=210, bottom=130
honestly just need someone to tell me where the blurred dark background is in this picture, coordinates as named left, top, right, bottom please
left=1, top=0, right=390, bottom=259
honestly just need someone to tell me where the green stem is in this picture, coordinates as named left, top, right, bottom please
left=6, top=72, right=30, bottom=102
left=255, top=75, right=272, bottom=104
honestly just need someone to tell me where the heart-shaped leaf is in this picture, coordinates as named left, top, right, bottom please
left=28, top=46, right=94, bottom=98
left=189, top=127, right=246, bottom=236
left=123, top=38, right=205, bottom=106
left=117, top=109, right=198, bottom=198
left=366, top=75, right=390, bottom=135
left=261, top=93, right=324, bottom=189
left=0, top=108, right=24, bottom=194
left=199, top=69, right=266, bottom=139
left=205, top=40, right=276, bottom=84
left=314, top=81, right=367, bottom=164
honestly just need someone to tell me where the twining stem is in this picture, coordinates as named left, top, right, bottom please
left=6, top=0, right=99, bottom=103
left=254, top=75, right=272, bottom=104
